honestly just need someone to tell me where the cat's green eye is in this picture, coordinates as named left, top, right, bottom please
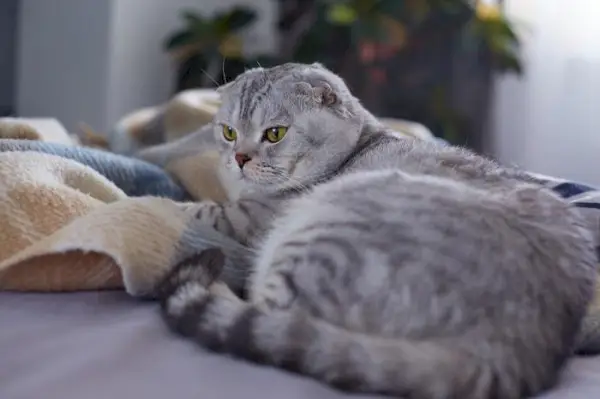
left=221, top=125, right=237, bottom=141
left=263, top=126, right=288, bottom=143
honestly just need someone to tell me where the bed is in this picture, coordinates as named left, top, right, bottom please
left=2, top=291, right=600, bottom=399
left=2, top=105, right=600, bottom=399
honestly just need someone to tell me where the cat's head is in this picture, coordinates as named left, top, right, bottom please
left=213, top=62, right=366, bottom=192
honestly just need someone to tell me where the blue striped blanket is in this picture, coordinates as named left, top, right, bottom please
left=0, top=139, right=191, bottom=200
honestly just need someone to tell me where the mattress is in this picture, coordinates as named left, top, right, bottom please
left=2, top=291, right=600, bottom=399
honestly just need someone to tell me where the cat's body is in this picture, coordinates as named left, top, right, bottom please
left=157, top=63, right=597, bottom=398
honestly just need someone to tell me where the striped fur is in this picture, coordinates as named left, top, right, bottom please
left=163, top=278, right=488, bottom=397
left=158, top=63, right=598, bottom=398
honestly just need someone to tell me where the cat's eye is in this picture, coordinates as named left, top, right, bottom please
left=263, top=126, right=288, bottom=143
left=221, top=124, right=237, bottom=141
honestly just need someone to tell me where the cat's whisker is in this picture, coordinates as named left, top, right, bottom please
left=270, top=171, right=313, bottom=192
left=222, top=57, right=228, bottom=84
left=200, top=68, right=220, bottom=87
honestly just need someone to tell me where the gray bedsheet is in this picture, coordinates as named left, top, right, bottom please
left=1, top=292, right=600, bottom=399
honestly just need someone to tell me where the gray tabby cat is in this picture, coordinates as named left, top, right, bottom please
left=156, top=63, right=597, bottom=398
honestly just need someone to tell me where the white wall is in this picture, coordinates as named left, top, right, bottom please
left=16, top=0, right=276, bottom=133
left=491, top=0, right=600, bottom=185
left=16, top=0, right=112, bottom=131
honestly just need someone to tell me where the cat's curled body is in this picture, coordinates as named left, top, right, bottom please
left=157, top=63, right=597, bottom=398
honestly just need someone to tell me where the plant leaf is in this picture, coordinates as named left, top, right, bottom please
left=213, top=6, right=257, bottom=36
left=164, top=30, right=196, bottom=50
left=326, top=3, right=358, bottom=25
left=494, top=53, right=523, bottom=75
left=226, top=7, right=257, bottom=31
left=181, top=10, right=205, bottom=26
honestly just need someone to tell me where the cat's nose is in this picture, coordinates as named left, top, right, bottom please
left=235, top=153, right=252, bottom=169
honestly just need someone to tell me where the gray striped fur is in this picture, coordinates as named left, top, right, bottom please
left=158, top=63, right=597, bottom=398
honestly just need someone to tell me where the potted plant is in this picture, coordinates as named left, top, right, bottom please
left=274, top=0, right=522, bottom=148
left=164, top=6, right=263, bottom=91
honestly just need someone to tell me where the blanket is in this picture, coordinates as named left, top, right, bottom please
left=0, top=150, right=250, bottom=296
left=0, top=139, right=190, bottom=200
left=1, top=108, right=600, bottom=355
left=0, top=118, right=79, bottom=145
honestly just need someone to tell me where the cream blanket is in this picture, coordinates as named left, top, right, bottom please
left=0, top=121, right=248, bottom=296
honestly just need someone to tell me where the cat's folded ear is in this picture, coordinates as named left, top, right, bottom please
left=294, top=81, right=338, bottom=107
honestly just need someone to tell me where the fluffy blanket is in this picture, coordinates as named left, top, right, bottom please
left=0, top=149, right=249, bottom=296
left=0, top=139, right=190, bottom=200
left=0, top=108, right=599, bottom=355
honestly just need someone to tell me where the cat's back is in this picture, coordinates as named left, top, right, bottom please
left=265, top=167, right=596, bottom=331
left=341, top=131, right=535, bottom=187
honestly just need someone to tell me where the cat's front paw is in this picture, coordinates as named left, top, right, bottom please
left=193, top=200, right=220, bottom=225
left=153, top=247, right=225, bottom=300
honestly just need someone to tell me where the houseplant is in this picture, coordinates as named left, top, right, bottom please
left=275, top=0, right=522, bottom=147
left=164, top=1, right=521, bottom=147
left=164, top=6, right=267, bottom=90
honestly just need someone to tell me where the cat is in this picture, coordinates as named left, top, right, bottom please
left=155, top=62, right=597, bottom=398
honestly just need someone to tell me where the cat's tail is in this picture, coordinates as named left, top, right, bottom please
left=161, top=281, right=504, bottom=399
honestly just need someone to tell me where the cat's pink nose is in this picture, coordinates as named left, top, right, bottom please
left=235, top=153, right=252, bottom=168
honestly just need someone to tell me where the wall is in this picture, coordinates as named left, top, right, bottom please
left=16, top=0, right=276, bottom=132
left=16, top=0, right=112, bottom=131
left=491, top=0, right=600, bottom=185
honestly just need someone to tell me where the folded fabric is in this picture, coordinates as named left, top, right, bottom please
left=0, top=139, right=190, bottom=200
left=135, top=125, right=238, bottom=202
left=0, top=151, right=250, bottom=296
left=0, top=120, right=248, bottom=294
left=109, top=89, right=219, bottom=155
left=0, top=117, right=78, bottom=145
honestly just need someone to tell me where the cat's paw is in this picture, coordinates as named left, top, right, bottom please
left=193, top=201, right=220, bottom=224
left=153, top=247, right=225, bottom=300
left=161, top=280, right=210, bottom=337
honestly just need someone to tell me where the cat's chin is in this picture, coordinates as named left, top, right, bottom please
left=225, top=166, right=293, bottom=195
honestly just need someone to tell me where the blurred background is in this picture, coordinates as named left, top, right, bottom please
left=1, top=0, right=599, bottom=184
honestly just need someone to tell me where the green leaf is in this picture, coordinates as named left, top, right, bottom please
left=495, top=20, right=521, bottom=47
left=226, top=7, right=257, bottom=31
left=494, top=53, right=523, bottom=75
left=164, top=30, right=196, bottom=50
left=212, top=6, right=257, bottom=36
left=181, top=10, right=205, bottom=26
left=326, top=3, right=358, bottom=25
